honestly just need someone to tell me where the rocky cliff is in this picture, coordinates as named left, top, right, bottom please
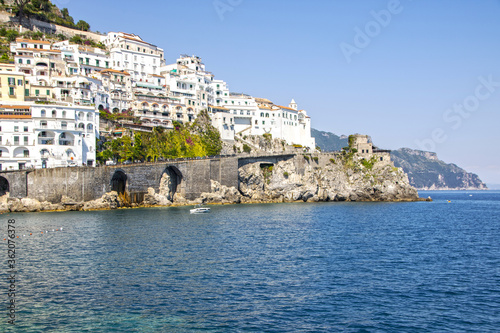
left=312, top=129, right=488, bottom=191
left=232, top=154, right=419, bottom=203
left=0, top=151, right=423, bottom=213
left=391, top=148, right=487, bottom=190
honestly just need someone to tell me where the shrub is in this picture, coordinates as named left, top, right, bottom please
left=313, top=156, right=319, bottom=162
left=263, top=133, right=272, bottom=141
left=303, top=155, right=310, bottom=161
left=329, top=158, right=336, bottom=164
left=242, top=144, right=251, bottom=153
left=283, top=171, right=289, bottom=178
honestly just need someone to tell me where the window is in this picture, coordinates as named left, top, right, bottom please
left=41, top=110, right=46, bottom=117
left=14, top=126, right=19, bottom=132
left=25, top=89, right=29, bottom=96
left=14, top=136, right=19, bottom=144
left=18, top=79, right=23, bottom=86
left=85, top=58, right=90, bottom=65
left=46, top=90, right=50, bottom=96
left=24, top=126, right=28, bottom=132
left=96, top=60, right=100, bottom=67
left=105, top=61, right=109, bottom=68
left=23, top=149, right=29, bottom=157
left=52, top=110, right=56, bottom=117
left=0, top=136, right=2, bottom=144
left=62, top=111, right=66, bottom=118
left=9, top=87, right=14, bottom=96
left=27, top=60, right=30, bottom=65
left=24, top=137, right=28, bottom=145
left=35, top=89, right=40, bottom=96
left=61, top=121, right=67, bottom=129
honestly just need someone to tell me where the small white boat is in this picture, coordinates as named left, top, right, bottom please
left=190, top=205, right=211, bottom=214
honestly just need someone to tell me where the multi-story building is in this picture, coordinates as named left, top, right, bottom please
left=53, top=41, right=110, bottom=76
left=163, top=55, right=215, bottom=111
left=102, top=32, right=165, bottom=83
left=0, top=103, right=99, bottom=170
left=0, top=64, right=30, bottom=103
left=98, top=69, right=133, bottom=112
left=0, top=104, right=33, bottom=171
left=31, top=103, right=98, bottom=168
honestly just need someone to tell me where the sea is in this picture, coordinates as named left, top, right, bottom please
left=1, top=191, right=499, bottom=332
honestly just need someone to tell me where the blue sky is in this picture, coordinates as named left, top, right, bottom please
left=57, top=0, right=500, bottom=184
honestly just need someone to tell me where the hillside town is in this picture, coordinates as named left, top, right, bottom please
left=0, top=28, right=316, bottom=170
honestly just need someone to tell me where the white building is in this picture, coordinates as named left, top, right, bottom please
left=52, top=41, right=111, bottom=76
left=0, top=103, right=99, bottom=170
left=163, top=55, right=214, bottom=111
left=0, top=105, right=33, bottom=171
left=208, top=78, right=315, bottom=149
left=103, top=32, right=165, bottom=83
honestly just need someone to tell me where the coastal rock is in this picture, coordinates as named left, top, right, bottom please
left=200, top=180, right=241, bottom=204
left=236, top=154, right=418, bottom=203
left=143, top=187, right=171, bottom=206
left=82, top=191, right=123, bottom=210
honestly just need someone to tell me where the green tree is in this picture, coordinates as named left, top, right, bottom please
left=61, top=7, right=74, bottom=24
left=69, top=35, right=83, bottom=44
left=76, top=20, right=90, bottom=31
left=6, top=30, right=19, bottom=42
left=13, top=0, right=31, bottom=26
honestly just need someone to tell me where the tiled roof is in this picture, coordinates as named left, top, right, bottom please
left=16, top=38, right=51, bottom=44
left=277, top=105, right=298, bottom=111
left=0, top=105, right=31, bottom=110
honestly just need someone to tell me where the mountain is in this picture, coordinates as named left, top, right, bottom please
left=311, top=128, right=348, bottom=152
left=311, top=129, right=487, bottom=190
left=391, top=148, right=487, bottom=190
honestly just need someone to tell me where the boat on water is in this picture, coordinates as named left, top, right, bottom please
left=190, top=205, right=211, bottom=214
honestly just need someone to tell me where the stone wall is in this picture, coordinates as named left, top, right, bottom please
left=1, top=12, right=104, bottom=41
left=0, top=156, right=239, bottom=203
left=0, top=170, right=28, bottom=198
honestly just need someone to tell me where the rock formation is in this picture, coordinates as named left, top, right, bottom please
left=391, top=148, right=487, bottom=190
left=0, top=152, right=423, bottom=213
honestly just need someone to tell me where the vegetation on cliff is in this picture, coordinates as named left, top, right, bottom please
left=7, top=0, right=91, bottom=31
left=311, top=128, right=487, bottom=190
left=97, top=111, right=222, bottom=164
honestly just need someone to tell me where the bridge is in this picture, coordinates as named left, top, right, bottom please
left=0, top=152, right=310, bottom=204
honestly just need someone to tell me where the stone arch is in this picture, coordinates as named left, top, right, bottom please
left=111, top=170, right=127, bottom=195
left=159, top=166, right=182, bottom=201
left=0, top=176, right=9, bottom=196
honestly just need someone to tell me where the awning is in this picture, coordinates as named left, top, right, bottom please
left=136, top=83, right=163, bottom=89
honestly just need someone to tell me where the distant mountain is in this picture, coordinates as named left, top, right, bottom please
left=311, top=128, right=348, bottom=152
left=312, top=129, right=488, bottom=190
left=390, top=149, right=487, bottom=190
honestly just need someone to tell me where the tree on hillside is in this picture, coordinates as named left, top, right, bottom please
left=76, top=20, right=90, bottom=31
left=13, top=0, right=31, bottom=26
left=61, top=7, right=74, bottom=24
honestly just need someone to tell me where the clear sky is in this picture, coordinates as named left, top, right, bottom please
left=56, top=0, right=500, bottom=184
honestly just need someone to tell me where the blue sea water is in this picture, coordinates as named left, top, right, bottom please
left=1, top=191, right=499, bottom=332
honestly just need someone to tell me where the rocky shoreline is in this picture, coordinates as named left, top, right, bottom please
left=1, top=153, right=431, bottom=213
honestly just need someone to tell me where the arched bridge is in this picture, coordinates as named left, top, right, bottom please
left=0, top=153, right=308, bottom=204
